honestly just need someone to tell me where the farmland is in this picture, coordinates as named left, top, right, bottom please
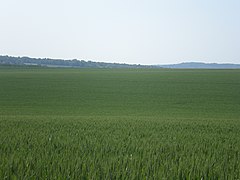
left=0, top=67, right=240, bottom=179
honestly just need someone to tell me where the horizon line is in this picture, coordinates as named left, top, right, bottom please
left=1, top=54, right=239, bottom=66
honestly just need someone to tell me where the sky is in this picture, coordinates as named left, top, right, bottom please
left=0, top=0, right=239, bottom=65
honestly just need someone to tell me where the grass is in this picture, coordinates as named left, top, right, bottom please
left=0, top=67, right=240, bottom=179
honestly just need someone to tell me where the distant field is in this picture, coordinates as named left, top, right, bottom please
left=0, top=67, right=240, bottom=179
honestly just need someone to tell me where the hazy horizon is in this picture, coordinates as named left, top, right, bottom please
left=2, top=54, right=240, bottom=66
left=1, top=0, right=240, bottom=65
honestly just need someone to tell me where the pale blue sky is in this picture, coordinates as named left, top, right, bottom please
left=0, top=0, right=239, bottom=64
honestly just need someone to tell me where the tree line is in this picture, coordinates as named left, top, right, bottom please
left=0, top=55, right=152, bottom=68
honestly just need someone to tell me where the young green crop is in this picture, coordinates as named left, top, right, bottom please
left=0, top=67, right=240, bottom=179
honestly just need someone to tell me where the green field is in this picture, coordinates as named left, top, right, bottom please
left=0, top=67, right=240, bottom=179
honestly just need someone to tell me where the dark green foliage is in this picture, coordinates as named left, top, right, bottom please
left=0, top=56, right=148, bottom=68
left=0, top=67, right=240, bottom=179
